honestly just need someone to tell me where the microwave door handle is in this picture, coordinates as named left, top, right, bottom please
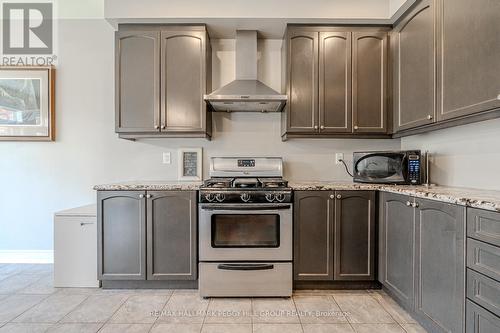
left=217, top=264, right=274, bottom=271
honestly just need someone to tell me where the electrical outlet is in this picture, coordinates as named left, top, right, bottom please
left=335, top=153, right=344, bottom=165
left=162, top=152, right=171, bottom=164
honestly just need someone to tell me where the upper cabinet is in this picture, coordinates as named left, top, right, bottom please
left=393, top=0, right=500, bottom=135
left=392, top=0, right=436, bottom=131
left=115, top=25, right=212, bottom=140
left=282, top=26, right=390, bottom=140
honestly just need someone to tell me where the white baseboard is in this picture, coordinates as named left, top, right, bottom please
left=0, top=250, right=54, bottom=264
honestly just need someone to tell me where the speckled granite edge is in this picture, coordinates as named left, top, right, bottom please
left=290, top=182, right=500, bottom=212
left=93, top=181, right=202, bottom=191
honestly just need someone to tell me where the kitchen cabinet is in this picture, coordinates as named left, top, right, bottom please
left=392, top=0, right=500, bottom=136
left=378, top=192, right=415, bottom=311
left=282, top=26, right=389, bottom=140
left=97, top=190, right=197, bottom=282
left=115, top=30, right=160, bottom=133
left=293, top=191, right=333, bottom=280
left=392, top=0, right=436, bottom=131
left=98, top=191, right=146, bottom=280
left=352, top=32, right=388, bottom=133
left=115, top=25, right=212, bottom=140
left=414, top=198, right=465, bottom=333
left=466, top=300, right=500, bottom=333
left=379, top=193, right=466, bottom=332
left=437, top=0, right=500, bottom=121
left=334, top=191, right=375, bottom=280
left=294, top=190, right=375, bottom=282
left=147, top=191, right=197, bottom=280
left=284, top=30, right=318, bottom=134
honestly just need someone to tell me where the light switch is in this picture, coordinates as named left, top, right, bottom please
left=335, top=153, right=344, bottom=165
left=162, top=152, right=171, bottom=164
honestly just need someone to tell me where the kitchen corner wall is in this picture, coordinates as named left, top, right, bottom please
left=401, top=118, right=500, bottom=191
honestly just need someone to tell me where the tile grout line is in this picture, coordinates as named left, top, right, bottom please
left=200, top=297, right=211, bottom=333
left=6, top=293, right=52, bottom=325
left=147, top=291, right=173, bottom=333
left=290, top=296, right=305, bottom=333
left=55, top=294, right=91, bottom=325
left=329, top=294, right=356, bottom=332
left=95, top=292, right=133, bottom=332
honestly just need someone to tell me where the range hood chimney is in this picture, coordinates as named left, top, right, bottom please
left=204, top=30, right=287, bottom=112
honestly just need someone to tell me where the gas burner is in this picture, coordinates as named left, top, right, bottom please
left=202, top=178, right=234, bottom=188
left=233, top=178, right=260, bottom=188
left=259, top=178, right=288, bottom=188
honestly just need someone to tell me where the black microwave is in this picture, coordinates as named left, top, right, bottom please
left=353, top=150, right=422, bottom=185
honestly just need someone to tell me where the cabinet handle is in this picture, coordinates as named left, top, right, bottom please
left=154, top=125, right=160, bottom=130
left=336, top=194, right=342, bottom=199
left=80, top=222, right=94, bottom=226
left=146, top=194, right=152, bottom=199
left=427, top=115, right=433, bottom=120
left=353, top=125, right=359, bottom=130
left=139, top=194, right=145, bottom=199
left=320, top=125, right=325, bottom=130
left=329, top=194, right=335, bottom=199
left=161, top=125, right=166, bottom=130
left=412, top=202, right=419, bottom=208
left=406, top=201, right=412, bottom=207
left=314, top=125, right=318, bottom=130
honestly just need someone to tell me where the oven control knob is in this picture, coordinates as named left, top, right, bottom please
left=240, top=193, right=251, bottom=202
left=215, top=193, right=225, bottom=202
left=275, top=193, right=285, bottom=202
left=205, top=193, right=216, bottom=202
left=265, top=193, right=275, bottom=202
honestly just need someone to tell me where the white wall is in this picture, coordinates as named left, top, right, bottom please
left=401, top=118, right=500, bottom=190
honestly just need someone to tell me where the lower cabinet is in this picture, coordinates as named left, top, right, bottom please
left=379, top=192, right=466, bottom=333
left=466, top=300, right=500, bottom=333
left=97, top=190, right=197, bottom=281
left=294, top=190, right=375, bottom=282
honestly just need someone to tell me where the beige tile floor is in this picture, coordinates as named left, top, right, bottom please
left=0, top=264, right=428, bottom=333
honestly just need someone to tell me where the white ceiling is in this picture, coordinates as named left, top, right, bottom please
left=104, top=0, right=416, bottom=38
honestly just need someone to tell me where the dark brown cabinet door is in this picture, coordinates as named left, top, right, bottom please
left=319, top=32, right=352, bottom=133
left=161, top=30, right=207, bottom=133
left=379, top=192, right=415, bottom=310
left=352, top=32, right=388, bottom=133
left=115, top=31, right=160, bottom=133
left=147, top=191, right=197, bottom=280
left=393, top=0, right=436, bottom=131
left=334, top=191, right=375, bottom=280
left=285, top=30, right=319, bottom=133
left=438, top=0, right=500, bottom=121
left=294, top=191, right=334, bottom=280
left=98, top=191, right=146, bottom=280
left=414, top=198, right=465, bottom=333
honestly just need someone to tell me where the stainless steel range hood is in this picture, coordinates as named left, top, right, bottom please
left=204, top=30, right=287, bottom=112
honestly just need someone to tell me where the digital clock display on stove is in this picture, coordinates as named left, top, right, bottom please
left=238, top=159, right=255, bottom=167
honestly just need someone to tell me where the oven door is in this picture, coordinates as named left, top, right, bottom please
left=353, top=152, right=408, bottom=184
left=199, top=203, right=292, bottom=261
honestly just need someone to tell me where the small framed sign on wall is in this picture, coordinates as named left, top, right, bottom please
left=178, top=148, right=202, bottom=181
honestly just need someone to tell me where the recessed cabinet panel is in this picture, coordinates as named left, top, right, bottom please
left=286, top=31, right=318, bottom=133
left=334, top=191, right=375, bottom=280
left=319, top=32, right=352, bottom=133
left=147, top=191, right=197, bottom=280
left=293, top=191, right=334, bottom=280
left=161, top=31, right=206, bottom=132
left=98, top=191, right=146, bottom=280
left=438, top=0, right=500, bottom=120
left=116, top=31, right=160, bottom=133
left=352, top=32, right=387, bottom=133
left=414, top=199, right=465, bottom=333
left=393, top=0, right=436, bottom=131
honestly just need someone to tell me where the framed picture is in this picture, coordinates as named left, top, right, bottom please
left=0, top=66, right=55, bottom=141
left=178, top=148, right=202, bottom=181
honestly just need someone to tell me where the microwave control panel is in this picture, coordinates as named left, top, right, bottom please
left=408, top=155, right=421, bottom=183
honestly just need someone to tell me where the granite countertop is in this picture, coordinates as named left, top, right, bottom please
left=93, top=181, right=202, bottom=191
left=290, top=181, right=500, bottom=212
left=93, top=180, right=500, bottom=212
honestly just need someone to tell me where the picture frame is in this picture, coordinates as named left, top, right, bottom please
left=178, top=148, right=203, bottom=181
left=0, top=66, right=55, bottom=141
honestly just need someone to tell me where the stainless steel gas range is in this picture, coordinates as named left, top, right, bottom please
left=198, top=157, right=293, bottom=297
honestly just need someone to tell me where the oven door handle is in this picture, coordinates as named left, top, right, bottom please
left=217, top=263, right=275, bottom=271
left=200, top=203, right=291, bottom=210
